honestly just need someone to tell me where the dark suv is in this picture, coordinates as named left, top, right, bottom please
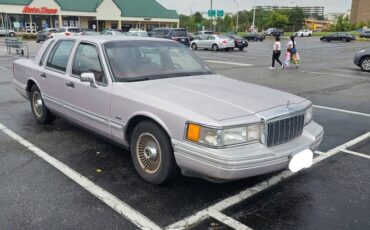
left=150, top=28, right=190, bottom=47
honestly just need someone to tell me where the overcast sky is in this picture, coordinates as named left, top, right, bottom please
left=157, top=0, right=352, bottom=15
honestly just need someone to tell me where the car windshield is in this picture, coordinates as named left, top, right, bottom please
left=104, top=40, right=213, bottom=82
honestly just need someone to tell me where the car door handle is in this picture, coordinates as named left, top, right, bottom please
left=40, top=73, right=47, bottom=78
left=65, top=82, right=75, bottom=88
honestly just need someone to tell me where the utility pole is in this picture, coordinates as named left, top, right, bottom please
left=210, top=0, right=213, bottom=31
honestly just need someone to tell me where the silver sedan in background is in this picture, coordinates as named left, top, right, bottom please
left=191, top=35, right=235, bottom=51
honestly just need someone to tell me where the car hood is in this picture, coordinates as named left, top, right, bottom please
left=120, top=74, right=307, bottom=121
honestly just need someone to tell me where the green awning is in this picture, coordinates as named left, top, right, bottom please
left=114, top=0, right=179, bottom=19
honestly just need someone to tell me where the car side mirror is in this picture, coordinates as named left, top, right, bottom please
left=80, top=72, right=98, bottom=88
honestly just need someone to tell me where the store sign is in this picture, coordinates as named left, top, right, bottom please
left=22, top=6, right=58, bottom=14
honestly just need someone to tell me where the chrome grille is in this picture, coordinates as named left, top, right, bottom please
left=266, top=114, right=304, bottom=147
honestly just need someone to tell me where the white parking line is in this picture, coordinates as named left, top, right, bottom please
left=342, top=149, right=370, bottom=160
left=301, top=70, right=369, bottom=80
left=165, top=132, right=370, bottom=230
left=329, top=69, right=362, bottom=73
left=0, top=66, right=9, bottom=71
left=208, top=210, right=253, bottom=230
left=204, top=60, right=255, bottom=67
left=313, top=105, right=370, bottom=118
left=0, top=123, right=161, bottom=230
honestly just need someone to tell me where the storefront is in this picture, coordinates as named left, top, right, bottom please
left=0, top=0, right=179, bottom=33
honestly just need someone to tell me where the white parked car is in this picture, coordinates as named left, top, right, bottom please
left=191, top=35, right=235, bottom=51
left=295, top=30, right=312, bottom=37
left=129, top=30, right=149, bottom=37
left=0, top=27, right=16, bottom=37
left=50, top=27, right=81, bottom=38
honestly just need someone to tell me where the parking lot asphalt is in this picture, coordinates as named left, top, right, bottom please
left=0, top=37, right=370, bottom=229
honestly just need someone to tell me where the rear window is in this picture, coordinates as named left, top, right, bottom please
left=171, top=30, right=187, bottom=36
left=68, top=28, right=80, bottom=33
left=46, top=40, right=75, bottom=72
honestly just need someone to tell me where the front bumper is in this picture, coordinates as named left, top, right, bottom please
left=173, top=121, right=324, bottom=181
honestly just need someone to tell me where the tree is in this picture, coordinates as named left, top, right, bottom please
left=287, top=7, right=307, bottom=31
left=264, top=11, right=288, bottom=29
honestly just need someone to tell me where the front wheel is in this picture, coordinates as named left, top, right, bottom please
left=212, top=44, right=219, bottom=52
left=9, top=32, right=15, bottom=37
left=360, top=57, right=370, bottom=72
left=130, top=121, right=179, bottom=184
left=191, top=43, right=197, bottom=50
left=30, top=85, right=55, bottom=124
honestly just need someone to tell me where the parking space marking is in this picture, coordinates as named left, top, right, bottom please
left=342, top=149, right=370, bottom=160
left=329, top=69, right=363, bottom=73
left=0, top=66, right=9, bottom=71
left=204, top=60, right=255, bottom=67
left=313, top=105, right=370, bottom=118
left=208, top=210, right=253, bottom=230
left=0, top=123, right=162, bottom=230
left=301, top=70, right=369, bottom=80
left=166, top=133, right=370, bottom=230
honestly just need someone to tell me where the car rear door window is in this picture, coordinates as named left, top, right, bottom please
left=72, top=42, right=106, bottom=84
left=46, top=40, right=75, bottom=72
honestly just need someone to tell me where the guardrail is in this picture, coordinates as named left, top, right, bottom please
left=0, top=38, right=29, bottom=57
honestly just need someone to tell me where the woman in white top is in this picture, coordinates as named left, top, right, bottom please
left=269, top=36, right=282, bottom=69
left=287, top=35, right=299, bottom=68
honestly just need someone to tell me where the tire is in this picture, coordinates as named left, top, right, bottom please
left=130, top=121, right=179, bottom=184
left=322, top=38, right=327, bottom=42
left=225, top=48, right=230, bottom=52
left=309, top=34, right=312, bottom=37
left=191, top=43, right=197, bottom=50
left=238, top=47, right=244, bottom=51
left=9, top=32, right=15, bottom=37
left=301, top=34, right=304, bottom=37
left=30, top=85, right=55, bottom=124
left=36, top=37, right=40, bottom=43
left=360, top=57, right=370, bottom=72
left=342, top=38, right=347, bottom=42
left=212, top=44, right=219, bottom=52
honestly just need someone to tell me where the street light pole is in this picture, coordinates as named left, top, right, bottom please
left=252, top=5, right=256, bottom=31
left=234, top=0, right=239, bottom=33
left=210, top=0, right=213, bottom=30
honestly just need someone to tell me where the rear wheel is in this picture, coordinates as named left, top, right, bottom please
left=360, top=57, right=370, bottom=72
left=30, top=85, right=55, bottom=124
left=130, top=121, right=179, bottom=184
left=191, top=43, right=197, bottom=50
left=238, top=47, right=244, bottom=51
left=212, top=44, right=219, bottom=52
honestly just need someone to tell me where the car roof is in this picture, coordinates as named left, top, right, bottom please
left=51, top=35, right=179, bottom=44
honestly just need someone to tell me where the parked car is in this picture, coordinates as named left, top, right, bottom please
left=191, top=35, right=235, bottom=51
left=226, top=34, right=248, bottom=51
left=294, top=29, right=312, bottom=37
left=0, top=27, right=16, bottom=37
left=354, top=48, right=370, bottom=72
left=359, top=30, right=370, bottom=38
left=50, top=27, right=80, bottom=38
left=263, top=28, right=283, bottom=37
left=243, top=32, right=265, bottom=41
left=13, top=36, right=324, bottom=185
left=194, top=30, right=215, bottom=36
left=36, top=28, right=57, bottom=43
left=129, top=30, right=149, bottom=37
left=100, top=29, right=126, bottom=36
left=320, top=32, right=356, bottom=42
left=150, top=28, right=190, bottom=47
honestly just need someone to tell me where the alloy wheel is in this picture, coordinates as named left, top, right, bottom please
left=136, top=132, right=162, bottom=174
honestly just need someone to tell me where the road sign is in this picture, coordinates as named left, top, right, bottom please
left=212, top=20, right=217, bottom=26
left=208, top=10, right=216, bottom=17
left=217, top=10, right=224, bottom=17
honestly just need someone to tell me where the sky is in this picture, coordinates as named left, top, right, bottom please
left=156, top=0, right=352, bottom=15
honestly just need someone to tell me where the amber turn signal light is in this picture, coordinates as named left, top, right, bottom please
left=187, top=124, right=201, bottom=142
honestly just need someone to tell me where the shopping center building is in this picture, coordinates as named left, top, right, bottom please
left=0, top=0, right=179, bottom=33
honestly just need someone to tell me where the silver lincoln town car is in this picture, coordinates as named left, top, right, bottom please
left=13, top=36, right=324, bottom=184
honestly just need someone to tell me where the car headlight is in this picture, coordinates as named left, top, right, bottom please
left=304, top=106, right=313, bottom=125
left=186, top=123, right=261, bottom=147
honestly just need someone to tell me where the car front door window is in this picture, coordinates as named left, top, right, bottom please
left=72, top=43, right=106, bottom=84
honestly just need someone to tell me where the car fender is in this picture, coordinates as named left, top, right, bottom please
left=125, top=111, right=172, bottom=140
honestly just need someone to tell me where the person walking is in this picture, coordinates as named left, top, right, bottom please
left=287, top=35, right=299, bottom=68
left=269, top=36, right=282, bottom=69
